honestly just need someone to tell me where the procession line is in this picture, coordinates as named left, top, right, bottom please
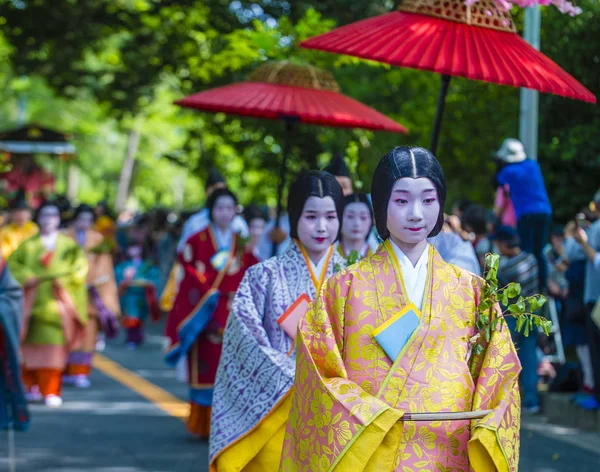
left=92, top=353, right=189, bottom=421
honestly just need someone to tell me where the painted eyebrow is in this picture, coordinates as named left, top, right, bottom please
left=392, top=188, right=436, bottom=194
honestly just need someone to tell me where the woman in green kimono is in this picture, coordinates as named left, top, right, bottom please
left=8, top=202, right=88, bottom=408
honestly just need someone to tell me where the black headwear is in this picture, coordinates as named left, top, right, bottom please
left=288, top=170, right=344, bottom=240
left=205, top=168, right=225, bottom=190
left=73, top=203, right=96, bottom=222
left=323, top=154, right=351, bottom=178
left=243, top=203, right=268, bottom=224
left=371, top=146, right=446, bottom=240
left=10, top=188, right=29, bottom=211
left=206, top=188, right=238, bottom=223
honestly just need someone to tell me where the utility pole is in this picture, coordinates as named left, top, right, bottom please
left=519, top=5, right=541, bottom=160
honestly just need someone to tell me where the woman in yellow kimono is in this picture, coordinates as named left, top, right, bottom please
left=8, top=202, right=87, bottom=408
left=280, top=147, right=521, bottom=472
left=0, top=192, right=38, bottom=259
left=337, top=193, right=374, bottom=261
left=63, top=204, right=120, bottom=388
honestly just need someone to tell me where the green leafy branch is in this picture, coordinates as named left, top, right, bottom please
left=334, top=249, right=361, bottom=273
left=469, top=253, right=552, bottom=358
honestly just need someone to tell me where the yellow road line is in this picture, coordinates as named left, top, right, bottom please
left=92, top=353, right=189, bottom=420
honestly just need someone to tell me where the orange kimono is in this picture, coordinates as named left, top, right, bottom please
left=64, top=228, right=120, bottom=377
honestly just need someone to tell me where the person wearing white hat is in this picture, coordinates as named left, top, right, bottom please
left=494, top=138, right=552, bottom=292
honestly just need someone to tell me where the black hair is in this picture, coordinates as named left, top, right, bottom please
left=371, top=147, right=446, bottom=239
left=243, top=203, right=268, bottom=224
left=73, top=204, right=96, bottom=222
left=288, top=170, right=344, bottom=239
left=205, top=168, right=225, bottom=190
left=323, top=154, right=351, bottom=178
left=461, top=204, right=488, bottom=236
left=35, top=200, right=60, bottom=222
left=206, top=188, right=238, bottom=223
left=10, top=188, right=29, bottom=210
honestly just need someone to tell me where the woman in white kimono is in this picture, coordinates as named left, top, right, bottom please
left=209, top=170, right=346, bottom=472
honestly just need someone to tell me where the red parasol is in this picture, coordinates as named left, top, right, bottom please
left=176, top=61, right=407, bottom=254
left=176, top=62, right=406, bottom=133
left=300, top=0, right=596, bottom=153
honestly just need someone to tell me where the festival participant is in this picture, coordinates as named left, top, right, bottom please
left=115, top=241, right=160, bottom=349
left=280, top=147, right=521, bottom=472
left=337, top=193, right=374, bottom=260
left=0, top=190, right=38, bottom=259
left=256, top=155, right=355, bottom=261
left=165, top=188, right=258, bottom=439
left=243, top=203, right=268, bottom=260
left=177, top=169, right=249, bottom=252
left=63, top=204, right=120, bottom=388
left=209, top=171, right=345, bottom=472
left=324, top=154, right=353, bottom=197
left=93, top=201, right=117, bottom=245
left=8, top=202, right=88, bottom=408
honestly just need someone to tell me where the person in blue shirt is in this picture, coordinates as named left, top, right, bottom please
left=494, top=138, right=552, bottom=292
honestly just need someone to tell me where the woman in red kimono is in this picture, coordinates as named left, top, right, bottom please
left=165, top=188, right=258, bottom=438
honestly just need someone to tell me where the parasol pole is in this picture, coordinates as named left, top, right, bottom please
left=430, top=74, right=452, bottom=155
left=272, top=117, right=298, bottom=257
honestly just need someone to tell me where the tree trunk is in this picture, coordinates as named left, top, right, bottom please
left=116, top=128, right=141, bottom=213
left=66, top=164, right=79, bottom=201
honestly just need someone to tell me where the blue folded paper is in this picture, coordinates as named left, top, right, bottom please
left=372, top=303, right=421, bottom=361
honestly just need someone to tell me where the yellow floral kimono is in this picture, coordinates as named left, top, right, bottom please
left=0, top=221, right=39, bottom=259
left=280, top=240, right=521, bottom=472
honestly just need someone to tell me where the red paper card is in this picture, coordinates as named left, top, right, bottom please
left=277, top=293, right=311, bottom=340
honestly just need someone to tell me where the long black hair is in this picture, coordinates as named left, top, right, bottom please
left=288, top=170, right=344, bottom=239
left=371, top=146, right=446, bottom=239
left=206, top=188, right=238, bottom=223
left=73, top=203, right=96, bottom=222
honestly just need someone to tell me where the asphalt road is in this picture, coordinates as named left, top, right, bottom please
left=1, top=321, right=598, bottom=472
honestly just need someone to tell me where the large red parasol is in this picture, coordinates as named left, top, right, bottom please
left=176, top=61, right=407, bottom=254
left=176, top=61, right=407, bottom=132
left=301, top=0, right=596, bottom=153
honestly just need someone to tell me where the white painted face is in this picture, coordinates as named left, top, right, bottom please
left=249, top=217, right=266, bottom=242
left=297, top=196, right=339, bottom=254
left=74, top=211, right=95, bottom=231
left=386, top=178, right=440, bottom=245
left=211, top=195, right=236, bottom=230
left=342, top=202, right=372, bottom=244
left=38, top=206, right=60, bottom=234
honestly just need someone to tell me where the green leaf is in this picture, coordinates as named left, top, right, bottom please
left=500, top=290, right=509, bottom=307
left=505, top=282, right=521, bottom=299
left=508, top=302, right=525, bottom=315
left=541, top=319, right=553, bottom=336
left=516, top=316, right=526, bottom=332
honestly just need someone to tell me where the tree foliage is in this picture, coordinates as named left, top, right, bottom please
left=0, top=0, right=597, bottom=216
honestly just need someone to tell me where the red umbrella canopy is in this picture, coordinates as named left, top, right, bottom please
left=175, top=61, right=408, bottom=133
left=300, top=0, right=596, bottom=104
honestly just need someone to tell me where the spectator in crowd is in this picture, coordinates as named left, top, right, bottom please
left=572, top=190, right=600, bottom=408
left=495, top=225, right=541, bottom=414
left=494, top=138, right=552, bottom=291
